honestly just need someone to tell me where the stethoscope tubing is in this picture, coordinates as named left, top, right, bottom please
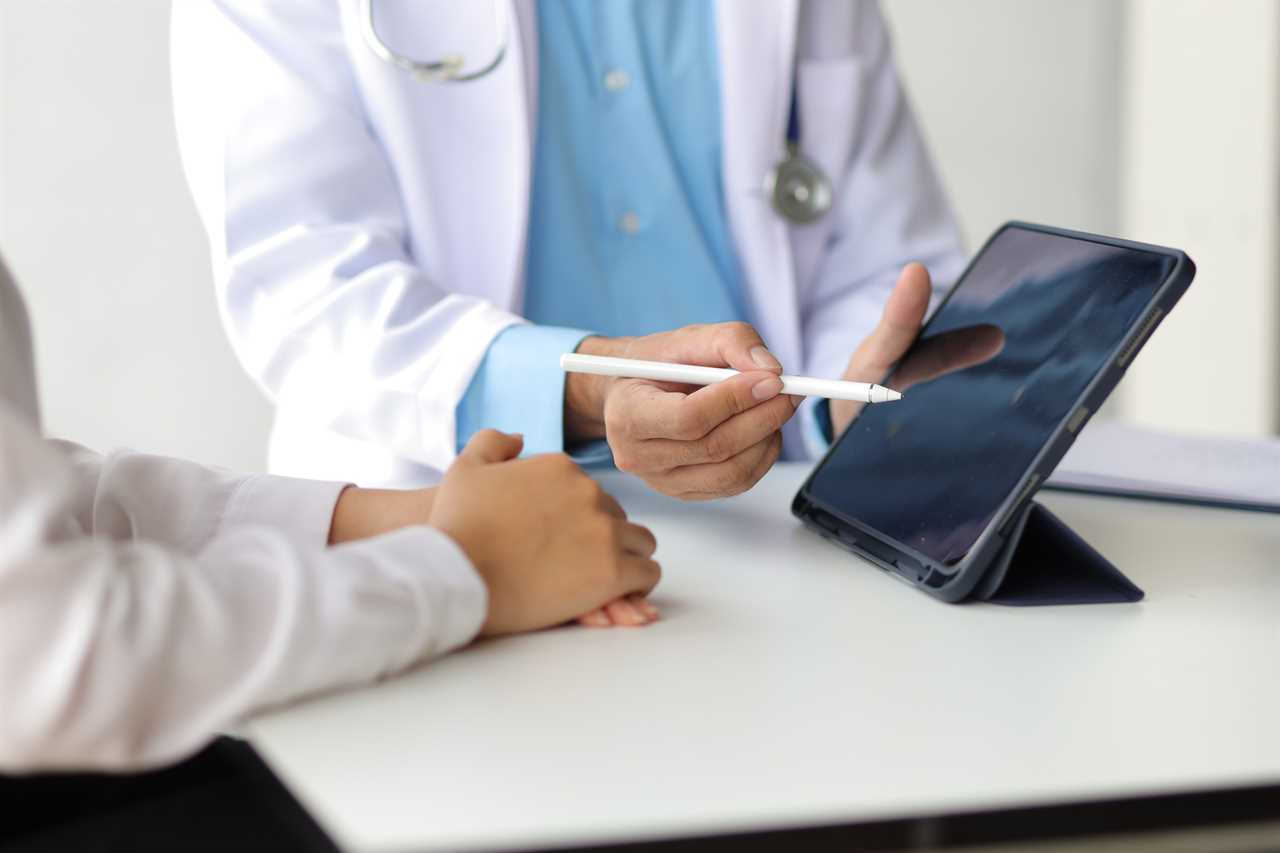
left=359, top=0, right=508, bottom=83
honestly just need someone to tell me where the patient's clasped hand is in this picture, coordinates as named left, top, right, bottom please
left=331, top=429, right=661, bottom=636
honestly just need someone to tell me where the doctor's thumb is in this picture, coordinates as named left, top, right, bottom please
left=456, top=429, right=524, bottom=466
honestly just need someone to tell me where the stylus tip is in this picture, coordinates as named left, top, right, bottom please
left=870, top=385, right=902, bottom=404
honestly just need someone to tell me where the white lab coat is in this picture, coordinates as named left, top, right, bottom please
left=172, top=0, right=964, bottom=488
left=0, top=257, right=484, bottom=772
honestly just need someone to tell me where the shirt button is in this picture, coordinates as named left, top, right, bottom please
left=618, top=211, right=641, bottom=234
left=603, top=68, right=630, bottom=92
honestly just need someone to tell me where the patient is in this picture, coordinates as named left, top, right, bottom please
left=0, top=254, right=660, bottom=773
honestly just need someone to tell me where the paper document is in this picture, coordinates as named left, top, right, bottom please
left=1048, top=420, right=1280, bottom=512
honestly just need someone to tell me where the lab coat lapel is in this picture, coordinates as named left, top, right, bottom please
left=347, top=0, right=535, bottom=312
left=502, top=0, right=537, bottom=310
left=437, top=0, right=536, bottom=312
left=715, top=0, right=801, bottom=373
left=512, top=0, right=538, bottom=140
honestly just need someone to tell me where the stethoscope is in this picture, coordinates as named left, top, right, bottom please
left=358, top=0, right=508, bottom=82
left=763, top=94, right=833, bottom=225
left=358, top=0, right=834, bottom=225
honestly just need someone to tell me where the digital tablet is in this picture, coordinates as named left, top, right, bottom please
left=792, top=222, right=1195, bottom=602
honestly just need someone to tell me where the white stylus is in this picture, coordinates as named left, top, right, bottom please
left=560, top=353, right=902, bottom=404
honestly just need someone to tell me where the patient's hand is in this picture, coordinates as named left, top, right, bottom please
left=832, top=263, right=1006, bottom=436
left=328, top=435, right=661, bottom=632
left=575, top=595, right=661, bottom=628
left=429, top=431, right=661, bottom=636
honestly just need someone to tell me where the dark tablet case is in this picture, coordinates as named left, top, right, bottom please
left=971, top=500, right=1143, bottom=605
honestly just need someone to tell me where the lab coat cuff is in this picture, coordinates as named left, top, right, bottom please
left=455, top=324, right=596, bottom=456
left=221, top=474, right=349, bottom=549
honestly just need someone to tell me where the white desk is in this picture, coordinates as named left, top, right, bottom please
left=247, top=464, right=1280, bottom=852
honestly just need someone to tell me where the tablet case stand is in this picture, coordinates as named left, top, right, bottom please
left=971, top=501, right=1144, bottom=606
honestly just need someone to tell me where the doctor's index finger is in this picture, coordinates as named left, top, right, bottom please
left=623, top=371, right=790, bottom=442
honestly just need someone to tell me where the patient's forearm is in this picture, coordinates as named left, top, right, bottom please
left=329, top=486, right=439, bottom=545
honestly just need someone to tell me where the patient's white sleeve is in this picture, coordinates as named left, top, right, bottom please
left=0, top=404, right=485, bottom=774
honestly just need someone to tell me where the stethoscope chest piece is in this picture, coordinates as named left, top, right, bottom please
left=765, top=144, right=833, bottom=225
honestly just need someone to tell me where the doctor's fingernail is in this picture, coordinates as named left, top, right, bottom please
left=752, top=376, right=784, bottom=401
left=750, top=346, right=782, bottom=371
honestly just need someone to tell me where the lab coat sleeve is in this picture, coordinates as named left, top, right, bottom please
left=170, top=1, right=522, bottom=473
left=0, top=403, right=486, bottom=773
left=795, top=0, right=968, bottom=450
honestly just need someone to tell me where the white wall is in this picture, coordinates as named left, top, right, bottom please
left=0, top=0, right=272, bottom=472
left=882, top=0, right=1126, bottom=245
left=1118, top=0, right=1280, bottom=437
left=1, top=0, right=1276, bottom=475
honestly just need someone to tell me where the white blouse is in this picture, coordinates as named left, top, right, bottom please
left=0, top=257, right=485, bottom=772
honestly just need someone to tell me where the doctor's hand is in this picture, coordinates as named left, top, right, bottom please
left=832, top=263, right=1006, bottom=436
left=565, top=323, right=800, bottom=500
left=430, top=430, right=662, bottom=636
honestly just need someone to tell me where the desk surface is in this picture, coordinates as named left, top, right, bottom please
left=248, top=464, right=1280, bottom=852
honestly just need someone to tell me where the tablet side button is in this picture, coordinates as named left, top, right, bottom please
left=1066, top=405, right=1091, bottom=434
left=999, top=473, right=1042, bottom=536
left=1116, top=307, right=1164, bottom=368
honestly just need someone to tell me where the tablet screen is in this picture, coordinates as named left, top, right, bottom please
left=805, top=226, right=1177, bottom=566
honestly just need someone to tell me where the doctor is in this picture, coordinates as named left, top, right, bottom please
left=172, top=0, right=965, bottom=498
